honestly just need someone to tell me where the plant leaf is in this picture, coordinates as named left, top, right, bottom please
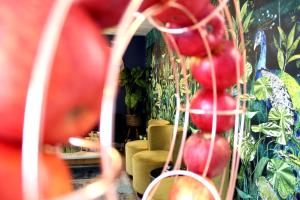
left=278, top=27, right=287, bottom=48
left=253, top=77, right=272, bottom=100
left=274, top=36, right=280, bottom=50
left=251, top=122, right=281, bottom=137
left=240, top=93, right=256, bottom=101
left=288, top=54, right=300, bottom=63
left=240, top=133, right=256, bottom=163
left=288, top=36, right=300, bottom=56
left=240, top=62, right=253, bottom=83
left=254, top=157, right=270, bottom=181
left=287, top=25, right=296, bottom=49
left=267, top=159, right=297, bottom=199
left=236, top=188, right=253, bottom=199
left=240, top=1, right=248, bottom=21
left=246, top=111, right=258, bottom=119
left=245, top=62, right=253, bottom=80
left=276, top=131, right=287, bottom=145
left=268, top=107, right=294, bottom=130
left=243, top=11, right=253, bottom=33
left=256, top=176, right=279, bottom=200
left=277, top=49, right=285, bottom=70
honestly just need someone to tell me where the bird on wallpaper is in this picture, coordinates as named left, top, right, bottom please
left=253, top=29, right=300, bottom=139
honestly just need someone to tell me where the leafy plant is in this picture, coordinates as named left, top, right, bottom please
left=120, top=67, right=148, bottom=114
left=267, top=159, right=297, bottom=199
left=253, top=77, right=272, bottom=100
left=236, top=2, right=300, bottom=200
left=251, top=107, right=293, bottom=145
left=232, top=0, right=254, bottom=48
left=274, top=25, right=300, bottom=71
left=256, top=176, right=279, bottom=200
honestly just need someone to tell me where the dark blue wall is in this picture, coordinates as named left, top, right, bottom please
left=123, top=36, right=146, bottom=68
left=106, top=35, right=146, bottom=115
left=106, top=35, right=146, bottom=142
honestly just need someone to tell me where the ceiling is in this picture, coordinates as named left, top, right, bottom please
left=103, top=20, right=154, bottom=36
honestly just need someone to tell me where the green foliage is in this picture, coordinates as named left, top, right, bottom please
left=268, top=107, right=293, bottom=135
left=232, top=1, right=254, bottom=48
left=253, top=157, right=270, bottom=181
left=240, top=132, right=257, bottom=163
left=120, top=67, right=148, bottom=114
left=240, top=62, right=253, bottom=84
left=277, top=150, right=300, bottom=170
left=251, top=122, right=281, bottom=137
left=146, top=30, right=200, bottom=130
left=236, top=3, right=300, bottom=200
left=278, top=72, right=300, bottom=111
left=256, top=176, right=280, bottom=200
left=236, top=188, right=253, bottom=199
left=274, top=24, right=300, bottom=71
left=251, top=107, right=293, bottom=145
left=253, top=77, right=272, bottom=100
left=267, top=159, right=297, bottom=199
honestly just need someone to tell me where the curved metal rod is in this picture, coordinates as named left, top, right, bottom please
left=143, top=170, right=221, bottom=200
left=146, top=0, right=229, bottom=34
left=52, top=146, right=122, bottom=200
left=98, top=0, right=146, bottom=198
left=22, top=1, right=73, bottom=200
left=143, top=1, right=247, bottom=199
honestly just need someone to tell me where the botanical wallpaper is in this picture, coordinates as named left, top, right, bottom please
left=145, top=0, right=300, bottom=199
left=145, top=29, right=200, bottom=129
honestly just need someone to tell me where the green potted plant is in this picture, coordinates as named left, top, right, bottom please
left=120, top=66, right=148, bottom=127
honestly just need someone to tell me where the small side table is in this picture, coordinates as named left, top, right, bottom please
left=150, top=163, right=174, bottom=181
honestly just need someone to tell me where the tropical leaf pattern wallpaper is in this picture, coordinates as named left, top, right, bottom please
left=145, top=0, right=300, bottom=199
left=235, top=1, right=300, bottom=199
left=145, top=29, right=200, bottom=130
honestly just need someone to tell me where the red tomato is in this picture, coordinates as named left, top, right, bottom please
left=190, top=90, right=236, bottom=133
left=169, top=12, right=225, bottom=57
left=183, top=132, right=231, bottom=178
left=191, top=41, right=244, bottom=89
left=168, top=176, right=215, bottom=200
left=154, top=0, right=211, bottom=25
left=0, top=1, right=109, bottom=144
left=0, top=142, right=73, bottom=200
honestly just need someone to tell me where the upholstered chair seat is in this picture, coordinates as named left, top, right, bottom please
left=124, top=119, right=170, bottom=175
left=131, top=125, right=183, bottom=194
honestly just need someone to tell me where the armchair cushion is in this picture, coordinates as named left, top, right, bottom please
left=125, top=140, right=148, bottom=175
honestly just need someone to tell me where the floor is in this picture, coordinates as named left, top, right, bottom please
left=70, top=146, right=140, bottom=200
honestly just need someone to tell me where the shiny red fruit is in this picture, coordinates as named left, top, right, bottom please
left=191, top=41, right=244, bottom=89
left=183, top=133, right=231, bottom=178
left=0, top=142, right=73, bottom=200
left=169, top=13, right=225, bottom=57
left=154, top=0, right=211, bottom=25
left=76, top=0, right=130, bottom=28
left=139, top=0, right=163, bottom=11
left=0, top=1, right=109, bottom=144
left=77, top=0, right=163, bottom=28
left=190, top=90, right=236, bottom=133
left=168, top=176, right=215, bottom=200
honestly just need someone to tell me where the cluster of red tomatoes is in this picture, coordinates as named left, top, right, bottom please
left=152, top=1, right=245, bottom=197
left=153, top=1, right=244, bottom=199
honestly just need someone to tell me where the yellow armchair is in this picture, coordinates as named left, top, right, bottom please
left=125, top=119, right=170, bottom=176
left=131, top=125, right=183, bottom=195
